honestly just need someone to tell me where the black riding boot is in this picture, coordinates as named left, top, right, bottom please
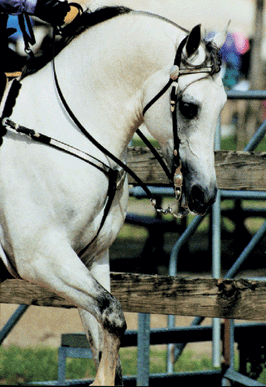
left=0, top=13, right=8, bottom=103
left=0, top=72, right=6, bottom=104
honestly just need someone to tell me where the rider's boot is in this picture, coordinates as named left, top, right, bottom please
left=0, top=72, right=7, bottom=145
left=0, top=72, right=7, bottom=105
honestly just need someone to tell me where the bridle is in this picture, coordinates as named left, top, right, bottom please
left=140, top=35, right=216, bottom=217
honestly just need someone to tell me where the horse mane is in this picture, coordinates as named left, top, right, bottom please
left=21, top=6, right=132, bottom=78
left=181, top=40, right=222, bottom=76
left=204, top=41, right=223, bottom=75
left=21, top=6, right=221, bottom=78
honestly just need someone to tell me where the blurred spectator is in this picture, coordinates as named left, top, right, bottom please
left=221, top=32, right=250, bottom=89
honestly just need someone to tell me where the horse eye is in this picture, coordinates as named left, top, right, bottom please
left=179, top=100, right=199, bottom=119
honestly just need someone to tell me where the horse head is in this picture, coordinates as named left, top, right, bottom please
left=143, top=24, right=228, bottom=216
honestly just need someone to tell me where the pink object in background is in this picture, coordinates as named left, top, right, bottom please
left=232, top=32, right=250, bottom=54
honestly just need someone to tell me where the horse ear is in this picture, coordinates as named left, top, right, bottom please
left=211, top=21, right=231, bottom=49
left=185, top=24, right=201, bottom=57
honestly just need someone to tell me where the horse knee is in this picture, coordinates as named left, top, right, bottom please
left=98, top=293, right=127, bottom=339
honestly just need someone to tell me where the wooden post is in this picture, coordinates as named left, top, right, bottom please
left=222, top=319, right=232, bottom=385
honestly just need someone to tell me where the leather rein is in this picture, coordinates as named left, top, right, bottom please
left=50, top=31, right=214, bottom=219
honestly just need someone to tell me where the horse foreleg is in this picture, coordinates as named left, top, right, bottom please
left=91, top=330, right=121, bottom=386
left=79, top=250, right=124, bottom=385
left=16, top=237, right=126, bottom=386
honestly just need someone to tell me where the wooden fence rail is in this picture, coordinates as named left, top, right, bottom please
left=1, top=274, right=266, bottom=321
left=1, top=148, right=266, bottom=321
left=127, top=147, right=266, bottom=191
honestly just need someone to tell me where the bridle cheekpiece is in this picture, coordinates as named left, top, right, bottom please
left=142, top=35, right=220, bottom=218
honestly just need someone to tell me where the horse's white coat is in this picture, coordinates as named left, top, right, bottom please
left=0, top=9, right=227, bottom=385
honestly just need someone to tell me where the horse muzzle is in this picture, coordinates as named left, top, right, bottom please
left=185, top=182, right=217, bottom=215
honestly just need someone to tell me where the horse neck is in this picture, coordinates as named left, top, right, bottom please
left=56, top=12, right=184, bottom=158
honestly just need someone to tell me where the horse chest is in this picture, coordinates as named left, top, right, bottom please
left=77, top=189, right=128, bottom=265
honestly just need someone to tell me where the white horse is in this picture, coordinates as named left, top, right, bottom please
left=0, top=7, right=227, bottom=385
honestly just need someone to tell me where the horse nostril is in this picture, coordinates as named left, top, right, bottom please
left=191, top=185, right=204, bottom=203
left=189, top=184, right=217, bottom=215
left=189, top=185, right=206, bottom=214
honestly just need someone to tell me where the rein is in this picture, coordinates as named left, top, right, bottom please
left=50, top=31, right=184, bottom=217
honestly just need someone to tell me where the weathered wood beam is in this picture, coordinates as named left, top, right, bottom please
left=1, top=273, right=266, bottom=321
left=111, top=273, right=266, bottom=321
left=127, top=147, right=266, bottom=191
left=214, top=151, right=266, bottom=191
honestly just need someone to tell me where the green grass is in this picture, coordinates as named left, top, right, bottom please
left=0, top=345, right=217, bottom=385
left=2, top=345, right=266, bottom=385
left=221, top=134, right=266, bottom=151
left=121, top=347, right=216, bottom=375
left=0, top=345, right=93, bottom=385
left=2, top=344, right=266, bottom=385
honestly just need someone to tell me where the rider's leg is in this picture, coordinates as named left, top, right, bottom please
left=0, top=72, right=7, bottom=104
left=0, top=13, right=8, bottom=105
